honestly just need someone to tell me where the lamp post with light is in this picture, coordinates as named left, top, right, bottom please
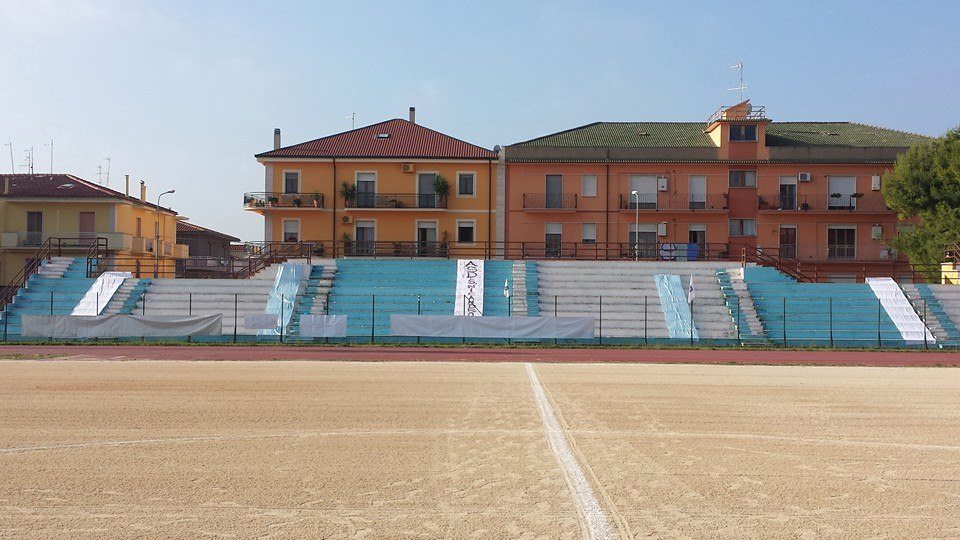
left=155, top=189, right=175, bottom=278
left=631, top=190, right=639, bottom=261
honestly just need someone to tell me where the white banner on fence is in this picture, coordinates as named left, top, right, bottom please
left=299, top=315, right=348, bottom=338
left=866, top=277, right=936, bottom=344
left=71, top=272, right=132, bottom=316
left=454, top=259, right=484, bottom=316
left=22, top=314, right=222, bottom=338
left=244, top=314, right=279, bottom=330
left=390, top=315, right=595, bottom=339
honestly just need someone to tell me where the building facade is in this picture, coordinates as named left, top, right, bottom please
left=502, top=101, right=931, bottom=281
left=0, top=174, right=187, bottom=281
left=249, top=109, right=498, bottom=257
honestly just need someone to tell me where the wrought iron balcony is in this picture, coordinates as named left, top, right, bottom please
left=619, top=194, right=728, bottom=211
left=345, top=193, right=447, bottom=209
left=522, top=193, right=578, bottom=210
left=757, top=194, right=889, bottom=212
left=243, top=192, right=325, bottom=209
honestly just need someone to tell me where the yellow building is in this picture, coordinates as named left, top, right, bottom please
left=248, top=108, right=498, bottom=256
left=0, top=174, right=188, bottom=281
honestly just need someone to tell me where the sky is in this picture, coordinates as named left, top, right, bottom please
left=2, top=0, right=959, bottom=241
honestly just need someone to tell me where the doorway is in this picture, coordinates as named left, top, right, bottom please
left=417, top=221, right=438, bottom=256
left=779, top=226, right=797, bottom=259
left=417, top=173, right=437, bottom=208
left=688, top=224, right=706, bottom=260
left=779, top=175, right=797, bottom=210
left=26, top=211, right=43, bottom=245
left=79, top=212, right=95, bottom=245
left=354, top=221, right=375, bottom=255
left=545, top=174, right=563, bottom=209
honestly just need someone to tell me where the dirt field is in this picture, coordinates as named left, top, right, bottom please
left=1, top=359, right=959, bottom=538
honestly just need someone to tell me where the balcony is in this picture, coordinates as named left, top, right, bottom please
left=243, top=192, right=325, bottom=209
left=522, top=193, right=578, bottom=210
left=1, top=231, right=132, bottom=251
left=762, top=243, right=900, bottom=262
left=757, top=194, right=890, bottom=213
left=619, top=194, right=728, bottom=211
left=345, top=193, right=447, bottom=209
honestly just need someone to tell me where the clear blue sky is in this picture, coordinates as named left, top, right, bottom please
left=2, top=0, right=958, bottom=241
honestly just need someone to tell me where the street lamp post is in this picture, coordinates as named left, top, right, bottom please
left=631, top=190, right=639, bottom=261
left=155, top=189, right=175, bottom=278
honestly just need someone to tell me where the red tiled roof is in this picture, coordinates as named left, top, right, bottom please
left=0, top=174, right=176, bottom=213
left=256, top=119, right=497, bottom=160
left=176, top=220, right=240, bottom=242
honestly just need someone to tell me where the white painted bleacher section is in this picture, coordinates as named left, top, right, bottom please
left=134, top=261, right=303, bottom=335
left=536, top=261, right=735, bottom=339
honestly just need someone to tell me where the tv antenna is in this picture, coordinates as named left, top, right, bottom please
left=21, top=147, right=34, bottom=174
left=729, top=61, right=746, bottom=101
left=3, top=143, right=12, bottom=174
left=103, top=157, right=111, bottom=186
left=96, top=163, right=103, bottom=184
left=43, top=139, right=54, bottom=173
left=345, top=113, right=356, bottom=128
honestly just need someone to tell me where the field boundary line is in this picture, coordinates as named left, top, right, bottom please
left=525, top=362, right=617, bottom=540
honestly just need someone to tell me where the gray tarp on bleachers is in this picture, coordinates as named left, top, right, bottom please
left=22, top=314, right=222, bottom=338
left=391, top=315, right=594, bottom=339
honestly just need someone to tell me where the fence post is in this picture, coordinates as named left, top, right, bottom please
left=142, top=292, right=146, bottom=315
left=923, top=299, right=928, bottom=350
left=233, top=293, right=238, bottom=343
left=279, top=294, right=285, bottom=343
left=50, top=290, right=54, bottom=315
left=554, top=295, right=558, bottom=347
left=417, top=294, right=421, bottom=345
left=371, top=295, right=376, bottom=344
left=2, top=311, right=7, bottom=341
left=877, top=298, right=882, bottom=349
left=689, top=296, right=694, bottom=346
left=829, top=297, right=834, bottom=348
left=189, top=293, right=192, bottom=316
left=644, top=295, right=648, bottom=345
left=598, top=295, right=603, bottom=346
left=736, top=297, right=741, bottom=346
left=96, top=292, right=100, bottom=315
left=782, top=297, right=787, bottom=348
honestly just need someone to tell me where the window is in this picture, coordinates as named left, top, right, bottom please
left=729, top=170, right=757, bottom=188
left=25, top=211, right=42, bottom=245
left=456, top=220, right=475, bottom=243
left=729, top=219, right=757, bottom=237
left=828, top=175, right=857, bottom=209
left=457, top=172, right=475, bottom=197
left=545, top=174, right=563, bottom=208
left=356, top=172, right=376, bottom=207
left=354, top=220, right=375, bottom=255
left=136, top=217, right=142, bottom=237
left=828, top=227, right=856, bottom=259
left=545, top=223, right=562, bottom=256
left=283, top=171, right=300, bottom=194
left=729, top=124, right=757, bottom=142
left=628, top=175, right=657, bottom=208
left=581, top=175, right=597, bottom=197
left=581, top=223, right=597, bottom=244
left=282, top=219, right=300, bottom=242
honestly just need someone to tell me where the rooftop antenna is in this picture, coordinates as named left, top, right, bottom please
left=345, top=112, right=356, bottom=129
left=96, top=163, right=103, bottom=184
left=729, top=61, right=746, bottom=101
left=3, top=143, right=12, bottom=174
left=43, top=139, right=53, bottom=173
left=21, top=147, right=34, bottom=174
left=103, top=157, right=111, bottom=187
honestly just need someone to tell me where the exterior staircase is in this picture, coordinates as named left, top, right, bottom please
left=287, top=260, right=337, bottom=338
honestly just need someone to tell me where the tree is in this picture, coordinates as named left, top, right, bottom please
left=882, top=128, right=960, bottom=281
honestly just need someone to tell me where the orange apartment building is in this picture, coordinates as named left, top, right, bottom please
left=502, top=101, right=932, bottom=281
left=249, top=108, right=497, bottom=257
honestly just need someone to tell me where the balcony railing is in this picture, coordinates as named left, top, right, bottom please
left=244, top=192, right=325, bottom=209
left=760, top=243, right=899, bottom=262
left=345, top=193, right=447, bottom=209
left=619, top=194, right=728, bottom=211
left=522, top=193, right=578, bottom=210
left=758, top=194, right=890, bottom=212
left=1, top=231, right=133, bottom=251
left=707, top=104, right=767, bottom=124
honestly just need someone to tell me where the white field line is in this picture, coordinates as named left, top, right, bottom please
left=525, top=363, right=616, bottom=540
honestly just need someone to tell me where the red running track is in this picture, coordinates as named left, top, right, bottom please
left=1, top=345, right=959, bottom=367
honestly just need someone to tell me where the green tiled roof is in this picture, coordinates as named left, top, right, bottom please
left=512, top=121, right=931, bottom=148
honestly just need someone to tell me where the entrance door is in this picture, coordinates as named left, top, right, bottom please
left=26, top=211, right=42, bottom=245
left=779, top=175, right=797, bottom=210
left=629, top=223, right=657, bottom=259
left=356, top=173, right=376, bottom=208
left=79, top=211, right=95, bottom=245
left=545, top=223, right=562, bottom=257
left=354, top=221, right=375, bottom=255
left=779, top=226, right=797, bottom=259
left=689, top=176, right=707, bottom=209
left=687, top=225, right=707, bottom=261
left=545, top=174, right=563, bottom=209
left=417, top=173, right=436, bottom=208
left=417, top=221, right=438, bottom=256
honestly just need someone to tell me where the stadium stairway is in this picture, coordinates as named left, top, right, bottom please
left=535, top=261, right=735, bottom=340
left=715, top=268, right=767, bottom=342
left=1, top=257, right=93, bottom=336
left=510, top=261, right=540, bottom=317
left=286, top=260, right=337, bottom=338
left=104, top=279, right=151, bottom=315
left=905, top=284, right=960, bottom=346
left=744, top=266, right=907, bottom=346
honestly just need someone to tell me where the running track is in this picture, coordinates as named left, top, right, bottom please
left=1, top=345, right=959, bottom=367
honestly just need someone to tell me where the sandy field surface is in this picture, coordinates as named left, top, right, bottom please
left=1, top=359, right=958, bottom=538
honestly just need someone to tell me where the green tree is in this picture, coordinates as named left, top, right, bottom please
left=882, top=128, right=960, bottom=281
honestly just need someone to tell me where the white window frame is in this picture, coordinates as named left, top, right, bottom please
left=281, top=218, right=301, bottom=242
left=282, top=170, right=301, bottom=194
left=416, top=171, right=439, bottom=195
left=581, top=222, right=597, bottom=244
left=581, top=174, right=598, bottom=197
left=354, top=170, right=378, bottom=190
left=456, top=171, right=477, bottom=198
left=455, top=219, right=477, bottom=244
left=354, top=219, right=376, bottom=240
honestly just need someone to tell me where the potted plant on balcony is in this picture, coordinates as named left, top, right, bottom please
left=339, top=182, right=357, bottom=206
left=434, top=174, right=450, bottom=206
left=340, top=232, right=352, bottom=254
left=312, top=192, right=322, bottom=207
left=439, top=230, right=449, bottom=257
left=292, top=197, right=303, bottom=207
left=757, top=195, right=769, bottom=210
left=800, top=200, right=810, bottom=211
left=267, top=195, right=279, bottom=207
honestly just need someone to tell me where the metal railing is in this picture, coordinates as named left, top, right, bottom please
left=758, top=193, right=890, bottom=212
left=522, top=193, right=578, bottom=210
left=707, top=104, right=767, bottom=124
left=619, top=194, right=728, bottom=211
left=345, top=193, right=447, bottom=209
left=244, top=192, right=325, bottom=209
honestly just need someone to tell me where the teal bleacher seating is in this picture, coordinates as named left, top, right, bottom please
left=1, top=258, right=93, bottom=337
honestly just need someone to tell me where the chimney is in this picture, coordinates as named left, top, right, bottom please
left=140, top=180, right=146, bottom=202
left=125, top=174, right=130, bottom=196
left=408, top=106, right=416, bottom=123
left=273, top=128, right=281, bottom=149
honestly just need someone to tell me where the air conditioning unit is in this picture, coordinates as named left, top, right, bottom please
left=798, top=172, right=812, bottom=182
left=657, top=222, right=667, bottom=236
left=871, top=225, right=883, bottom=240
left=871, top=175, right=881, bottom=191
left=341, top=215, right=353, bottom=224
left=657, top=177, right=668, bottom=191
left=401, top=163, right=415, bottom=173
